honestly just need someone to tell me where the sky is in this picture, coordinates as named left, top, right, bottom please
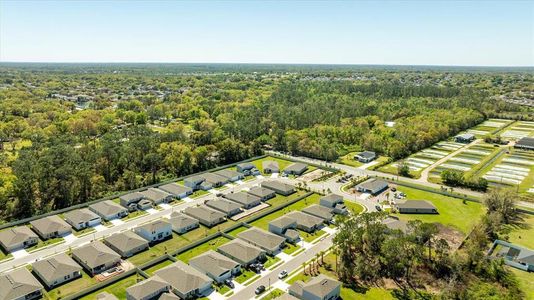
left=0, top=0, right=533, bottom=66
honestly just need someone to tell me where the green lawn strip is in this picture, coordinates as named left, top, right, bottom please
left=250, top=156, right=294, bottom=174
left=243, top=175, right=257, bottom=182
left=73, top=226, right=96, bottom=237
left=337, top=152, right=364, bottom=168
left=0, top=249, right=12, bottom=261
left=260, top=288, right=284, bottom=300
left=123, top=210, right=148, bottom=221
left=214, top=283, right=231, bottom=295
left=227, top=225, right=248, bottom=237
left=291, top=248, right=306, bottom=256
left=469, top=146, right=507, bottom=178
left=282, top=243, right=301, bottom=255
left=176, top=236, right=231, bottom=263
left=249, top=194, right=321, bottom=230
left=298, top=229, right=327, bottom=243
left=128, top=233, right=190, bottom=266
left=181, top=221, right=237, bottom=241
left=235, top=269, right=257, bottom=284
left=79, top=274, right=139, bottom=300
left=44, top=270, right=97, bottom=299
left=243, top=274, right=261, bottom=286
left=510, top=268, right=534, bottom=300
left=189, top=189, right=209, bottom=199
left=391, top=186, right=485, bottom=234
left=142, top=259, right=174, bottom=275
left=264, top=256, right=281, bottom=269
left=344, top=200, right=364, bottom=214
left=27, top=237, right=64, bottom=252
left=504, top=213, right=534, bottom=249
left=262, top=190, right=308, bottom=208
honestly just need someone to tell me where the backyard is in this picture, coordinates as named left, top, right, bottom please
left=128, top=232, right=190, bottom=266
left=175, top=236, right=231, bottom=263
left=79, top=275, right=139, bottom=300
left=44, top=270, right=97, bottom=299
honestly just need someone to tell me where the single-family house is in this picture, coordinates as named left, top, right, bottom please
left=183, top=175, right=206, bottom=191
left=354, top=151, right=376, bottom=163
left=120, top=192, right=145, bottom=208
left=395, top=200, right=438, bottom=214
left=30, top=215, right=72, bottom=240
left=126, top=275, right=171, bottom=300
left=189, top=250, right=241, bottom=283
left=89, top=200, right=129, bottom=221
left=356, top=178, right=388, bottom=195
left=455, top=133, right=475, bottom=143
left=32, top=253, right=82, bottom=289
left=247, top=186, right=276, bottom=201
left=64, top=208, right=102, bottom=231
left=201, top=173, right=228, bottom=187
left=289, top=274, right=341, bottom=300
left=286, top=211, right=324, bottom=233
left=71, top=241, right=121, bottom=275
left=158, top=293, right=180, bottom=300
left=491, top=240, right=534, bottom=272
left=168, top=212, right=199, bottom=234
left=205, top=199, right=242, bottom=217
left=213, top=169, right=244, bottom=182
left=0, top=226, right=38, bottom=252
left=283, top=163, right=308, bottom=176
left=275, top=294, right=299, bottom=300
left=382, top=218, right=408, bottom=233
left=154, top=261, right=213, bottom=299
left=262, top=160, right=279, bottom=174
left=261, top=181, right=295, bottom=196
left=137, top=199, right=153, bottom=210
left=134, top=220, right=172, bottom=244
left=158, top=183, right=193, bottom=199
left=269, top=216, right=300, bottom=243
left=236, top=162, right=259, bottom=175
left=183, top=206, right=226, bottom=227
left=237, top=227, right=286, bottom=255
left=217, top=239, right=266, bottom=266
left=0, top=268, right=43, bottom=300
left=319, top=194, right=347, bottom=214
left=104, top=231, right=149, bottom=258
left=302, top=205, right=334, bottom=222
left=140, top=188, right=173, bottom=205
left=515, top=137, right=534, bottom=150
left=223, top=192, right=262, bottom=209
left=96, top=292, right=119, bottom=300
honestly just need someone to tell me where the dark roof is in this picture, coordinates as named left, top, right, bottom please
left=396, top=200, right=437, bottom=210
left=320, top=194, right=343, bottom=205
left=357, top=178, right=388, bottom=193
left=213, top=169, right=241, bottom=179
left=515, top=137, right=534, bottom=148
left=104, top=231, right=148, bottom=253
left=205, top=199, right=241, bottom=214
left=284, top=163, right=308, bottom=173
left=247, top=186, right=276, bottom=198
left=184, top=205, right=225, bottom=223
left=356, top=151, right=376, bottom=159
left=261, top=181, right=294, bottom=193
left=201, top=173, right=227, bottom=184
left=302, top=204, right=334, bottom=220
left=224, top=192, right=261, bottom=206
left=119, top=192, right=144, bottom=202
left=236, top=162, right=254, bottom=170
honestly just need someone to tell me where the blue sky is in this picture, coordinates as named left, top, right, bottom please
left=1, top=1, right=532, bottom=66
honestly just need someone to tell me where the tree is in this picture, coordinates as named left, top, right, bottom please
left=397, top=161, right=411, bottom=177
left=483, top=188, right=518, bottom=225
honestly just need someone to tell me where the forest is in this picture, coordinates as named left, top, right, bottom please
left=0, top=64, right=533, bottom=221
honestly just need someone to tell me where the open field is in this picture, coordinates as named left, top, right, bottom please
left=505, top=213, right=534, bottom=250
left=500, top=121, right=534, bottom=140
left=478, top=148, right=534, bottom=194
left=250, top=156, right=294, bottom=174
left=391, top=186, right=485, bottom=234
left=79, top=275, right=138, bottom=300
left=511, top=268, right=534, bottom=300
left=175, top=236, right=231, bottom=263
left=464, top=119, right=513, bottom=137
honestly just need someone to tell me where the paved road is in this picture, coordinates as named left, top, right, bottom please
left=228, top=234, right=334, bottom=300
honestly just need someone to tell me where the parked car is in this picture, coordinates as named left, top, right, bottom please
left=391, top=187, right=397, bottom=192
left=375, top=205, right=382, bottom=211
left=255, top=285, right=266, bottom=295
left=224, top=279, right=235, bottom=289
left=216, top=192, right=224, bottom=197
left=278, top=270, right=288, bottom=279
left=399, top=192, right=406, bottom=197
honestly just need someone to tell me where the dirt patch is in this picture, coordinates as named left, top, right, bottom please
left=299, top=169, right=331, bottom=182
left=435, top=223, right=465, bottom=251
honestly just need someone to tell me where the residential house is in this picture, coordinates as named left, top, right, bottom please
left=154, top=261, right=212, bottom=299
left=286, top=211, right=324, bottom=233
left=223, top=192, right=262, bottom=209
left=237, top=227, right=286, bottom=255
left=30, top=215, right=72, bottom=240
left=119, top=192, right=145, bottom=208
left=104, top=231, right=149, bottom=258
left=0, top=268, right=43, bottom=300
left=275, top=294, right=299, bottom=300
left=217, top=239, right=266, bottom=266
left=491, top=240, right=534, bottom=272
left=89, top=200, right=129, bottom=221
left=288, top=274, right=341, bottom=300
left=71, top=241, right=121, bottom=275
left=236, top=162, right=259, bottom=175
left=158, top=183, right=193, bottom=199
left=96, top=292, right=119, bottom=300
left=302, top=205, right=334, bottom=223
left=269, top=216, right=300, bottom=243
left=126, top=275, right=171, bottom=300
left=354, top=151, right=376, bottom=163
left=455, top=133, right=476, bottom=143
left=32, top=253, right=82, bottom=289
left=319, top=194, right=347, bottom=215
left=64, top=208, right=102, bottom=231
left=247, top=186, right=276, bottom=201
left=158, top=293, right=180, bottom=300
left=283, top=163, right=309, bottom=176
left=201, top=173, right=228, bottom=188
left=168, top=212, right=199, bottom=234
left=262, top=160, right=279, bottom=173
left=140, top=188, right=173, bottom=205
left=515, top=137, right=534, bottom=150
left=137, top=199, right=154, bottom=210
left=395, top=200, right=438, bottom=214
left=0, top=226, right=38, bottom=252
left=189, top=250, right=241, bottom=283
left=134, top=220, right=172, bottom=244
left=183, top=206, right=226, bottom=227
left=261, top=181, right=295, bottom=196
left=213, top=169, right=244, bottom=182
left=183, top=175, right=206, bottom=191
left=205, top=199, right=242, bottom=217
left=356, top=178, right=388, bottom=195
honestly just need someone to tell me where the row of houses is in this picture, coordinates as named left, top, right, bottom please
left=119, top=183, right=194, bottom=211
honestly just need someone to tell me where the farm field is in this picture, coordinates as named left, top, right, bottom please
left=464, top=119, right=513, bottom=137
left=500, top=121, right=534, bottom=140
left=379, top=140, right=468, bottom=178
left=479, top=148, right=534, bottom=194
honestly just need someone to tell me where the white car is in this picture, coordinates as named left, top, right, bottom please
left=278, top=270, right=288, bottom=279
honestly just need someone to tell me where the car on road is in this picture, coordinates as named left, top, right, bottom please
left=278, top=270, right=288, bottom=279
left=375, top=205, right=382, bottom=211
left=224, top=279, right=235, bottom=289
left=255, top=285, right=266, bottom=295
left=216, top=192, right=224, bottom=197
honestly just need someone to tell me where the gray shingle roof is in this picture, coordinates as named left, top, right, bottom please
left=141, top=188, right=171, bottom=202
left=137, top=220, right=172, bottom=233
left=213, top=169, right=241, bottom=179
left=320, top=194, right=343, bottom=206
left=96, top=292, right=119, bottom=300
left=283, top=163, right=308, bottom=174
left=302, top=274, right=341, bottom=297
left=217, top=239, right=264, bottom=264
left=302, top=205, right=334, bottom=220
left=32, top=253, right=81, bottom=284
left=30, top=215, right=71, bottom=236
left=261, top=181, right=294, bottom=194
left=224, top=192, right=261, bottom=207
left=0, top=226, right=38, bottom=249
left=356, top=178, right=388, bottom=193
left=104, top=231, right=148, bottom=253
left=205, top=199, right=241, bottom=214
left=168, top=212, right=199, bottom=230
left=119, top=192, right=144, bottom=203
left=262, top=160, right=279, bottom=171
left=158, top=183, right=192, bottom=196
left=201, top=173, right=227, bottom=185
left=154, top=261, right=212, bottom=296
left=396, top=200, right=437, bottom=210
left=237, top=227, right=285, bottom=252
left=270, top=216, right=297, bottom=229
left=126, top=275, right=170, bottom=300
left=184, top=205, right=226, bottom=223
left=64, top=208, right=101, bottom=225
left=247, top=186, right=276, bottom=198
left=72, top=241, right=120, bottom=269
left=0, top=268, right=43, bottom=300
left=158, top=293, right=180, bottom=300
left=286, top=211, right=324, bottom=229
left=189, top=250, right=240, bottom=278
left=90, top=200, right=127, bottom=216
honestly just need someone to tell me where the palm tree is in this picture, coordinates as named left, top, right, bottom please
left=302, top=262, right=306, bottom=275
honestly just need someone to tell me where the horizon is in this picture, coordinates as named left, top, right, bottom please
left=1, top=0, right=533, bottom=67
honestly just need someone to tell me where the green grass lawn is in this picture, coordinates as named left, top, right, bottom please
left=510, top=268, right=534, bottom=300
left=392, top=186, right=485, bottom=234
left=298, top=229, right=327, bottom=243
left=250, top=156, right=294, bottom=174
left=344, top=200, right=364, bottom=214
left=249, top=193, right=320, bottom=230
left=227, top=225, right=248, bottom=237
left=0, top=249, right=12, bottom=261
left=282, top=243, right=301, bottom=255
left=505, top=213, right=534, bottom=249
left=264, top=255, right=281, bottom=269
left=214, top=283, right=231, bottom=295
left=142, top=259, right=174, bottom=275
left=235, top=269, right=257, bottom=284
left=79, top=275, right=139, bottom=300
left=123, top=210, right=148, bottom=221
left=44, top=270, right=97, bottom=299
left=176, top=236, right=231, bottom=263
left=261, top=288, right=284, bottom=300
left=181, top=221, right=236, bottom=241
left=189, top=189, right=209, bottom=198
left=263, top=190, right=308, bottom=208
left=128, top=233, right=190, bottom=266
left=27, top=237, right=64, bottom=252
left=73, top=226, right=96, bottom=237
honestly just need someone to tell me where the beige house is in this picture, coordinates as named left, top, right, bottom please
left=0, top=268, right=43, bottom=300
left=0, top=226, right=38, bottom=252
left=29, top=215, right=72, bottom=240
left=32, top=253, right=82, bottom=288
left=72, top=241, right=121, bottom=275
left=126, top=275, right=171, bottom=300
